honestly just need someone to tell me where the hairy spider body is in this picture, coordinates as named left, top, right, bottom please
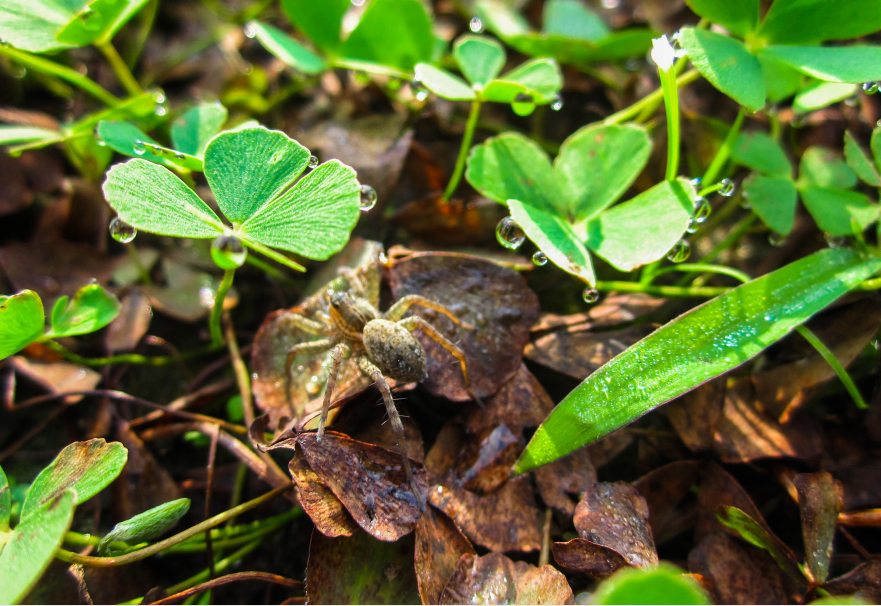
left=284, top=268, right=473, bottom=509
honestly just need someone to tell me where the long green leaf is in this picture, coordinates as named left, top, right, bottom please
left=0, top=290, right=44, bottom=361
left=760, top=46, right=881, bottom=84
left=247, top=20, right=326, bottom=75
left=98, top=498, right=191, bottom=555
left=515, top=247, right=881, bottom=473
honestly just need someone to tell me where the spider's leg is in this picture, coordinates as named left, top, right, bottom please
left=384, top=295, right=474, bottom=329
left=285, top=338, right=335, bottom=415
left=339, top=267, right=367, bottom=298
left=317, top=342, right=349, bottom=442
left=398, top=315, right=482, bottom=406
left=357, top=356, right=425, bottom=511
left=286, top=312, right=333, bottom=336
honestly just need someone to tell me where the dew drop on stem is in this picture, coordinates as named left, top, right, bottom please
left=551, top=94, right=563, bottom=111
left=469, top=17, right=484, bottom=33
left=769, top=232, right=786, bottom=247
left=243, top=23, right=256, bottom=38
left=211, top=234, right=248, bottom=269
left=825, top=233, right=847, bottom=248
left=496, top=216, right=525, bottom=250
left=689, top=177, right=702, bottom=189
left=308, top=154, right=319, bottom=169
left=411, top=80, right=428, bottom=101
left=686, top=218, right=699, bottom=234
left=133, top=140, right=146, bottom=155
left=666, top=239, right=691, bottom=263
left=693, top=197, right=711, bottom=223
left=863, top=81, right=880, bottom=94
left=109, top=217, right=137, bottom=243
left=359, top=184, right=377, bottom=211
left=582, top=287, right=600, bottom=304
left=719, top=178, right=735, bottom=197
left=532, top=251, right=548, bottom=266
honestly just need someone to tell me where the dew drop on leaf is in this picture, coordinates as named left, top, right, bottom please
left=243, top=23, right=256, bottom=38
left=211, top=235, right=248, bottom=269
left=411, top=80, right=428, bottom=101
left=133, top=140, right=146, bottom=156
left=582, top=287, right=600, bottom=304
left=532, top=251, right=548, bottom=266
left=689, top=177, right=702, bottom=190
left=511, top=93, right=536, bottom=116
left=154, top=105, right=167, bottom=116
left=269, top=150, right=286, bottom=164
left=666, top=239, right=691, bottom=263
left=469, top=17, right=484, bottom=33
left=693, top=197, right=711, bottom=223
left=863, top=81, right=880, bottom=94
left=718, top=178, right=735, bottom=197
left=359, top=184, right=377, bottom=211
left=686, top=218, right=699, bottom=234
left=495, top=216, right=525, bottom=250
left=551, top=94, right=563, bottom=111
left=825, top=233, right=847, bottom=248
left=109, top=217, right=137, bottom=243
left=769, top=232, right=787, bottom=247
left=80, top=9, right=104, bottom=32
left=308, top=154, right=319, bottom=169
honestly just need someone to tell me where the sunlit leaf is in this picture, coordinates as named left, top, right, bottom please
left=543, top=0, right=609, bottom=42
left=0, top=290, right=44, bottom=361
left=97, top=120, right=201, bottom=171
left=0, top=490, right=75, bottom=605
left=799, top=146, right=857, bottom=190
left=44, top=283, right=121, bottom=339
left=339, top=0, right=434, bottom=72
left=0, top=465, right=11, bottom=538
left=0, top=126, right=62, bottom=147
left=21, top=439, right=127, bottom=519
left=758, top=52, right=805, bottom=103
left=757, top=0, right=881, bottom=45
left=247, top=20, right=326, bottom=75
left=281, top=0, right=349, bottom=52
left=733, top=131, right=792, bottom=177
left=592, top=563, right=712, bottom=605
left=760, top=46, right=881, bottom=84
left=743, top=174, right=798, bottom=236
left=800, top=187, right=880, bottom=236
left=516, top=247, right=881, bottom=472
left=844, top=131, right=881, bottom=187
left=793, top=82, right=857, bottom=114
left=98, top=498, right=190, bottom=555
left=55, top=0, right=150, bottom=48
left=684, top=0, right=759, bottom=39
left=493, top=57, right=563, bottom=103
left=170, top=102, right=229, bottom=158
left=453, top=35, right=506, bottom=87
left=414, top=63, right=476, bottom=101
left=717, top=506, right=804, bottom=582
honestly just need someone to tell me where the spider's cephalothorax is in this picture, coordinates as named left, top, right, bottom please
left=285, top=268, right=474, bottom=509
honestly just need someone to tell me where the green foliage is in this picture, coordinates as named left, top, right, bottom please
left=466, top=126, right=692, bottom=284
left=755, top=0, right=881, bottom=45
left=793, top=82, right=857, bottom=115
left=591, top=563, right=711, bottom=605
left=21, top=439, right=128, bottom=519
left=171, top=103, right=229, bottom=159
left=475, top=0, right=655, bottom=67
left=102, top=126, right=362, bottom=269
left=0, top=0, right=149, bottom=53
left=0, top=466, right=11, bottom=538
left=684, top=0, right=758, bottom=39
left=45, top=283, right=122, bottom=339
left=99, top=498, right=191, bottom=555
left=0, top=291, right=45, bottom=361
left=516, top=247, right=881, bottom=473
left=247, top=20, right=326, bottom=75
left=717, top=506, right=804, bottom=582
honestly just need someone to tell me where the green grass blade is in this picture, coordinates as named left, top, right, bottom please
left=515, top=247, right=881, bottom=473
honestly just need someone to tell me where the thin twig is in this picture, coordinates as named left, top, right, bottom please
left=149, top=571, right=303, bottom=604
left=204, top=425, right=220, bottom=590
left=224, top=315, right=255, bottom=428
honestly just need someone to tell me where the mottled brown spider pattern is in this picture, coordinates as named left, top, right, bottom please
left=284, top=267, right=473, bottom=507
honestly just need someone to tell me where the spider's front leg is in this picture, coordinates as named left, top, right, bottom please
left=316, top=342, right=350, bottom=442
left=285, top=337, right=335, bottom=416
left=357, top=357, right=425, bottom=510
left=384, top=295, right=474, bottom=330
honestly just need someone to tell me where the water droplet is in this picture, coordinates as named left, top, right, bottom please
left=97, top=139, right=106, bottom=147
left=133, top=140, right=146, bottom=155
left=174, top=152, right=185, bottom=159
left=109, top=217, right=137, bottom=243
left=308, top=154, right=319, bottom=168
left=863, top=81, right=880, bottom=94
left=154, top=105, right=167, bottom=116
left=718, top=178, right=735, bottom=197
left=150, top=89, right=166, bottom=104
left=80, top=9, right=104, bottom=31
left=532, top=251, right=548, bottom=266
left=768, top=232, right=787, bottom=247
left=690, top=177, right=702, bottom=189
left=551, top=94, right=563, bottom=111
left=583, top=287, right=600, bottom=304
left=359, top=184, right=377, bottom=211
left=211, top=234, right=248, bottom=269
left=693, top=197, right=711, bottom=223
left=511, top=92, right=536, bottom=116
left=243, top=23, right=256, bottom=38
left=763, top=313, right=776, bottom=322
left=306, top=378, right=322, bottom=395
left=469, top=17, right=484, bottom=33
left=602, top=0, right=619, bottom=7
left=686, top=218, right=699, bottom=234
left=495, top=216, right=525, bottom=250
left=825, top=233, right=847, bottom=248
left=11, top=65, right=26, bottom=79
left=666, top=239, right=691, bottom=263
left=411, top=79, right=429, bottom=101
left=269, top=150, right=286, bottom=164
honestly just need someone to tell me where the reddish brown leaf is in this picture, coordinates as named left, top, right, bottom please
left=824, top=560, right=881, bottom=603
left=551, top=539, right=630, bottom=578
left=633, top=460, right=701, bottom=545
left=439, top=553, right=574, bottom=605
left=696, top=462, right=768, bottom=543
left=586, top=431, right=635, bottom=469
left=288, top=449, right=358, bottom=538
left=415, top=505, right=476, bottom=605
left=534, top=448, right=596, bottom=518
left=793, top=471, right=843, bottom=584
left=389, top=194, right=508, bottom=246
left=387, top=252, right=540, bottom=401
left=524, top=324, right=654, bottom=380
left=105, top=290, right=153, bottom=353
left=9, top=357, right=101, bottom=404
left=572, top=483, right=658, bottom=569
left=306, top=528, right=421, bottom=605
left=0, top=241, right=115, bottom=302
left=666, top=379, right=725, bottom=453
left=688, top=532, right=797, bottom=605
left=531, top=293, right=666, bottom=333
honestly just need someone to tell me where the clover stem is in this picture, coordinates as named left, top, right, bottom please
left=96, top=41, right=143, bottom=97
left=795, top=325, right=868, bottom=410
left=42, top=339, right=221, bottom=366
left=210, top=269, right=236, bottom=346
left=604, top=69, right=699, bottom=126
left=659, top=66, right=680, bottom=181
left=595, top=281, right=729, bottom=298
left=442, top=99, right=482, bottom=202
left=702, top=107, right=746, bottom=185
left=0, top=45, right=122, bottom=107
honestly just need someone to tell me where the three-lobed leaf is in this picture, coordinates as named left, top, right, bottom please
left=97, top=120, right=203, bottom=172
left=799, top=147, right=857, bottom=190
left=98, top=498, right=191, bottom=555
left=800, top=187, right=880, bottom=236
left=55, top=0, right=150, bottom=48
left=516, top=247, right=881, bottom=473
left=0, top=291, right=44, bottom=361
left=453, top=35, right=506, bottom=88
left=281, top=0, right=349, bottom=52
left=414, top=64, right=476, bottom=101
left=743, top=175, right=798, bottom=236
left=732, top=132, right=792, bottom=178
left=591, top=563, right=711, bottom=605
left=338, top=0, right=434, bottom=72
left=542, top=0, right=609, bottom=42
left=44, top=283, right=121, bottom=340
left=170, top=103, right=229, bottom=158
left=21, top=439, right=128, bottom=519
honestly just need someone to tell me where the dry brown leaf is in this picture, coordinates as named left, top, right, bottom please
left=534, top=448, right=596, bottom=518
left=793, top=471, right=843, bottom=585
left=824, top=560, right=881, bottom=603
left=9, top=357, right=101, bottom=404
left=415, top=505, right=476, bottom=605
left=105, top=290, right=153, bottom=353
left=666, top=379, right=725, bottom=453
left=0, top=241, right=115, bottom=303
left=633, top=460, right=701, bottom=546
left=389, top=194, right=507, bottom=247
left=695, top=462, right=768, bottom=543
left=439, top=553, right=574, bottom=605
left=288, top=449, right=358, bottom=538
left=551, top=539, right=630, bottom=579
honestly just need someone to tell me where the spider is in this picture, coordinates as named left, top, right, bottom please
left=284, top=267, right=474, bottom=508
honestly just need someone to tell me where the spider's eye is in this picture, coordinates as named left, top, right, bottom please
left=330, top=292, right=346, bottom=308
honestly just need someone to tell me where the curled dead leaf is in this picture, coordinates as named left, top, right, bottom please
left=439, top=553, right=574, bottom=605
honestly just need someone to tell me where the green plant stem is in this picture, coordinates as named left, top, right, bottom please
left=604, top=69, right=699, bottom=125
left=794, top=325, right=868, bottom=410
left=243, top=239, right=306, bottom=272
left=96, top=41, right=143, bottom=96
left=659, top=66, right=680, bottom=181
left=55, top=484, right=290, bottom=567
left=42, top=339, right=220, bottom=367
left=652, top=263, right=751, bottom=284
left=596, top=281, right=729, bottom=298
left=329, top=57, right=412, bottom=80
left=443, top=100, right=482, bottom=202
left=210, top=269, right=235, bottom=346
left=702, top=108, right=745, bottom=185
left=858, top=276, right=881, bottom=290
left=0, top=45, right=122, bottom=107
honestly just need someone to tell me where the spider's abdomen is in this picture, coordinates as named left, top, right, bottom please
left=362, top=319, right=427, bottom=383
